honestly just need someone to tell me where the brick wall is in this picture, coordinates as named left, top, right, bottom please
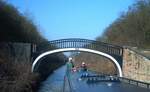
left=122, top=47, right=150, bottom=83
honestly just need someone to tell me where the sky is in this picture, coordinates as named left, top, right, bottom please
left=7, top=0, right=134, bottom=41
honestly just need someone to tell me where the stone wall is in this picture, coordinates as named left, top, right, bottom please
left=122, top=47, right=150, bottom=83
left=0, top=42, right=32, bottom=62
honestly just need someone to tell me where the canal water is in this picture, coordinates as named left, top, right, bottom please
left=38, top=66, right=150, bottom=92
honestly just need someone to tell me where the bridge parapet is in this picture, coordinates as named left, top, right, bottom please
left=36, top=38, right=123, bottom=57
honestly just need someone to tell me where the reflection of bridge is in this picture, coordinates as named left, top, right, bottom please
left=32, top=38, right=123, bottom=77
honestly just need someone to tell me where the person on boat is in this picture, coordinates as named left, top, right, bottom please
left=81, top=62, right=87, bottom=71
left=66, top=57, right=74, bottom=76
left=65, top=57, right=75, bottom=91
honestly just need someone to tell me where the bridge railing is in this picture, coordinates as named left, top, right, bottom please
left=36, top=38, right=123, bottom=57
left=119, top=77, right=150, bottom=89
left=78, top=74, right=150, bottom=89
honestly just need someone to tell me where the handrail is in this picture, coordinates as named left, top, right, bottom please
left=62, top=75, right=74, bottom=92
left=119, top=77, right=150, bottom=89
left=79, top=74, right=150, bottom=89
left=36, top=38, right=123, bottom=57
left=62, top=65, right=74, bottom=92
left=62, top=76, right=68, bottom=92
left=125, top=47, right=150, bottom=60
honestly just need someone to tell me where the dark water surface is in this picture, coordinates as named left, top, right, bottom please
left=38, top=66, right=150, bottom=92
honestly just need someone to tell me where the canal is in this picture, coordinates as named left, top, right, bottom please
left=38, top=65, right=150, bottom=92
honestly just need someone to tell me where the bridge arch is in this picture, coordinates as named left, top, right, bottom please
left=32, top=48, right=123, bottom=77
